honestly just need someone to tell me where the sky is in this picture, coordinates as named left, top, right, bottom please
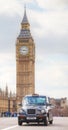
left=0, top=0, right=68, bottom=99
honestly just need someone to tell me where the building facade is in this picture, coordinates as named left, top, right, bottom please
left=50, top=98, right=68, bottom=116
left=0, top=86, right=16, bottom=115
left=16, top=8, right=35, bottom=105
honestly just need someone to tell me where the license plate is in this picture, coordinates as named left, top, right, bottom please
left=27, top=117, right=36, bottom=120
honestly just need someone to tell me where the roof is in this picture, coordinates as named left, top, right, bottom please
left=18, top=7, right=32, bottom=39
left=21, top=7, right=29, bottom=24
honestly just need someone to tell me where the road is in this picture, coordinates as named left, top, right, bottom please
left=0, top=117, right=68, bottom=130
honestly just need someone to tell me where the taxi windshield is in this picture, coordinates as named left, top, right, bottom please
left=23, top=96, right=46, bottom=106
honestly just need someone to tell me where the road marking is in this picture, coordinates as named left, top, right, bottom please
left=1, top=125, right=18, bottom=130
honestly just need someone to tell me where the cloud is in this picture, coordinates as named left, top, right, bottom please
left=36, top=0, right=68, bottom=10
left=0, top=53, right=16, bottom=92
left=30, top=9, right=68, bottom=36
left=38, top=89, right=68, bottom=98
left=0, top=0, right=35, bottom=16
left=0, top=0, right=68, bottom=16
left=36, top=54, right=68, bottom=87
left=35, top=54, right=68, bottom=98
left=29, top=8, right=68, bottom=54
left=0, top=0, right=19, bottom=15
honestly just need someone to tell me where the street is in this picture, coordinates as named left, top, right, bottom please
left=0, top=117, right=68, bottom=130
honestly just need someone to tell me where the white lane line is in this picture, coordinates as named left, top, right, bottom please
left=1, top=125, right=18, bottom=130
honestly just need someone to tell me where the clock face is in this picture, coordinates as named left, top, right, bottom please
left=20, top=46, right=28, bottom=55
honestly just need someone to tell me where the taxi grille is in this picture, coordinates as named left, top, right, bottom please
left=27, top=109, right=36, bottom=114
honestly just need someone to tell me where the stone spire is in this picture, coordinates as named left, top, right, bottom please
left=21, top=5, right=29, bottom=25
left=5, top=84, right=8, bottom=97
left=18, top=6, right=31, bottom=39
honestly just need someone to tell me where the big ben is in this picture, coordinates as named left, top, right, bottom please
left=16, top=7, right=35, bottom=104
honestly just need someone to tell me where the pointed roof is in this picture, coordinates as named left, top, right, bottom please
left=21, top=6, right=29, bottom=24
left=5, top=84, right=8, bottom=97
left=18, top=7, right=32, bottom=39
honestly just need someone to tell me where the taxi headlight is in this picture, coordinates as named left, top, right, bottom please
left=19, top=109, right=25, bottom=114
left=41, top=109, right=46, bottom=113
left=19, top=109, right=23, bottom=113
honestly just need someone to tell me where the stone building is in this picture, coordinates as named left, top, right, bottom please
left=50, top=98, right=68, bottom=116
left=0, top=85, right=16, bottom=114
left=16, top=7, right=35, bottom=106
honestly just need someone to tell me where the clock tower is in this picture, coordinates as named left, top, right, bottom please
left=16, top=8, right=35, bottom=104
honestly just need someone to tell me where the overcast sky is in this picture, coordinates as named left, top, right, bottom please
left=0, top=0, right=68, bottom=98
